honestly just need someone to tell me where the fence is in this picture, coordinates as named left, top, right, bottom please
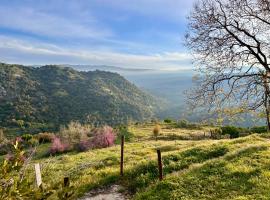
left=34, top=135, right=164, bottom=188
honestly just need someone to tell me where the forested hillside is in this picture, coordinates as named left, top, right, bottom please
left=0, top=63, right=160, bottom=133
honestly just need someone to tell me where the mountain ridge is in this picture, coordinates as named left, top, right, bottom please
left=0, top=63, right=161, bottom=132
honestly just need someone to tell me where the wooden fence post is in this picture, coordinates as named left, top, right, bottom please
left=64, top=177, right=70, bottom=187
left=120, top=135, right=124, bottom=176
left=34, top=163, right=42, bottom=187
left=157, top=149, right=163, bottom=180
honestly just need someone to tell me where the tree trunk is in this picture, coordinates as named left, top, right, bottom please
left=263, top=72, right=270, bottom=131
left=264, top=96, right=270, bottom=131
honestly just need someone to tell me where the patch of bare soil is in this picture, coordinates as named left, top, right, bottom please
left=78, top=185, right=129, bottom=200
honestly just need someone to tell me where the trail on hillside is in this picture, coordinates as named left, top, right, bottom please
left=79, top=185, right=128, bottom=200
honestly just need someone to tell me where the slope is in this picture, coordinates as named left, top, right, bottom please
left=0, top=63, right=161, bottom=132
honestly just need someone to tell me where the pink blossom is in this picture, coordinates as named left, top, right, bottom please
left=50, top=137, right=68, bottom=154
left=91, top=126, right=116, bottom=148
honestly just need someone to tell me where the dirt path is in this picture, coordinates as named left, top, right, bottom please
left=78, top=185, right=128, bottom=200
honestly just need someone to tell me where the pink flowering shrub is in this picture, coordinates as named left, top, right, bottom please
left=49, top=136, right=69, bottom=155
left=91, top=126, right=116, bottom=148
left=48, top=124, right=115, bottom=153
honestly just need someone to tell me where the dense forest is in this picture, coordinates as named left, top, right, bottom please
left=0, top=63, right=160, bottom=134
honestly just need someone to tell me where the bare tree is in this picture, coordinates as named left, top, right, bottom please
left=185, top=0, right=270, bottom=129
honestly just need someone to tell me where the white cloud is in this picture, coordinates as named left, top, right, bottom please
left=0, top=5, right=112, bottom=39
left=0, top=36, right=193, bottom=71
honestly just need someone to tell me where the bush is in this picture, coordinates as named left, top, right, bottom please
left=20, top=134, right=40, bottom=147
left=153, top=124, right=161, bottom=140
left=28, top=138, right=39, bottom=146
left=76, top=140, right=92, bottom=152
left=250, top=126, right=268, bottom=133
left=0, top=130, right=10, bottom=155
left=49, top=137, right=69, bottom=155
left=59, top=121, right=91, bottom=149
left=0, top=139, right=27, bottom=199
left=175, top=119, right=202, bottom=130
left=236, top=127, right=251, bottom=137
left=221, top=126, right=239, bottom=138
left=210, top=128, right=222, bottom=139
left=36, top=132, right=54, bottom=143
left=164, top=118, right=173, bottom=123
left=177, top=119, right=189, bottom=128
left=0, top=143, right=12, bottom=156
left=115, top=125, right=134, bottom=143
left=0, top=129, right=7, bottom=144
left=187, top=123, right=202, bottom=129
left=0, top=139, right=73, bottom=199
left=21, top=134, right=33, bottom=142
left=91, top=126, right=116, bottom=148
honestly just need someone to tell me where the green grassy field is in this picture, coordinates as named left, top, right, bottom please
left=21, top=124, right=270, bottom=199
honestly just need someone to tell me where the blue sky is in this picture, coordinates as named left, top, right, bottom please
left=0, top=0, right=195, bottom=70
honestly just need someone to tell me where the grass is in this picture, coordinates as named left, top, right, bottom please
left=16, top=123, right=270, bottom=199
left=135, top=137, right=270, bottom=200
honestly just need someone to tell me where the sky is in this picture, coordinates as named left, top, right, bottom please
left=0, top=0, right=196, bottom=71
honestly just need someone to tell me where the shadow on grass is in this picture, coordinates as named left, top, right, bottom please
left=122, top=144, right=229, bottom=194
left=135, top=145, right=270, bottom=200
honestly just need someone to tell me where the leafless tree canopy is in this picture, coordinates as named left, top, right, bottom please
left=186, top=0, right=270, bottom=128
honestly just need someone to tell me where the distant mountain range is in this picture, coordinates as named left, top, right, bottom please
left=0, top=63, right=163, bottom=132
left=31, top=64, right=153, bottom=73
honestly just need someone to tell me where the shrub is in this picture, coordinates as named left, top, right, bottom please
left=20, top=134, right=40, bottom=147
left=153, top=124, right=161, bottom=140
left=0, top=143, right=12, bottom=156
left=0, top=139, right=73, bottom=199
left=221, top=126, right=239, bottom=138
left=175, top=119, right=202, bottom=130
left=177, top=119, right=189, bottom=128
left=164, top=118, right=173, bottom=123
left=210, top=128, right=222, bottom=139
left=76, top=140, right=92, bottom=152
left=187, top=123, right=202, bottom=129
left=16, top=120, right=25, bottom=128
left=28, top=138, right=39, bottom=146
left=115, top=125, right=134, bottom=143
left=250, top=126, right=268, bottom=133
left=0, top=130, right=10, bottom=155
left=59, top=121, right=91, bottom=149
left=91, top=126, right=116, bottom=148
left=49, top=137, right=68, bottom=155
left=220, top=134, right=231, bottom=139
left=21, top=134, right=33, bottom=142
left=236, top=127, right=251, bottom=137
left=0, top=129, right=7, bottom=144
left=36, top=132, right=54, bottom=143
left=0, top=139, right=27, bottom=199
